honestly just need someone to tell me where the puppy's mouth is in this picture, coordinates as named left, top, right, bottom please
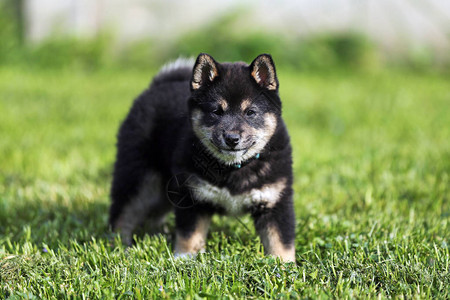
left=216, top=141, right=256, bottom=154
left=202, top=139, right=258, bottom=164
left=220, top=148, right=247, bottom=153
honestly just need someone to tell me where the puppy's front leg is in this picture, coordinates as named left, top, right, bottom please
left=253, top=198, right=296, bottom=263
left=174, top=208, right=211, bottom=257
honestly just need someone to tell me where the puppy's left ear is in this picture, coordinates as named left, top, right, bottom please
left=191, top=53, right=219, bottom=90
left=250, top=54, right=278, bottom=90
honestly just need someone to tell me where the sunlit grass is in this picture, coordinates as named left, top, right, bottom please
left=0, top=66, right=449, bottom=298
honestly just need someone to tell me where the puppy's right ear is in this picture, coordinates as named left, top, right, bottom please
left=250, top=54, right=278, bottom=91
left=191, top=53, right=219, bottom=90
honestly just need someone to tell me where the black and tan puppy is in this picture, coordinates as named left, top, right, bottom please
left=110, top=53, right=295, bottom=262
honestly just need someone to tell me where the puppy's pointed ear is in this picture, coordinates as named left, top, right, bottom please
left=191, top=53, right=219, bottom=90
left=250, top=54, right=278, bottom=90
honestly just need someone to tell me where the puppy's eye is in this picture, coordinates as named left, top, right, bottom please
left=246, top=109, right=256, bottom=117
left=212, top=108, right=223, bottom=116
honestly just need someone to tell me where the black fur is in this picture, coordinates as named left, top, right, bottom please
left=110, top=54, right=295, bottom=260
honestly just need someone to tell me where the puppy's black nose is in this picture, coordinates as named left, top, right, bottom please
left=224, top=133, right=240, bottom=148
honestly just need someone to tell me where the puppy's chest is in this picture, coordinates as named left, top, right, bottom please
left=189, top=178, right=286, bottom=214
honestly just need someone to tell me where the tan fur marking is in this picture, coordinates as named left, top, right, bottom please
left=174, top=215, right=211, bottom=255
left=191, top=109, right=213, bottom=141
left=262, top=113, right=277, bottom=141
left=219, top=98, right=228, bottom=111
left=260, top=224, right=295, bottom=263
left=240, top=99, right=252, bottom=112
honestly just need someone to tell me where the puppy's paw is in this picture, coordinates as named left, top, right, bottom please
left=173, top=252, right=195, bottom=260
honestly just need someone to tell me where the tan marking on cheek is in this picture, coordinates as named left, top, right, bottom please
left=218, top=98, right=228, bottom=111
left=240, top=99, right=252, bottom=112
left=263, top=113, right=277, bottom=137
left=240, top=122, right=256, bottom=140
left=259, top=224, right=295, bottom=263
left=191, top=109, right=203, bottom=131
left=191, top=109, right=202, bottom=121
left=174, top=216, right=211, bottom=255
left=191, top=109, right=230, bottom=161
left=250, top=113, right=277, bottom=150
left=234, top=113, right=278, bottom=163
left=191, top=109, right=213, bottom=140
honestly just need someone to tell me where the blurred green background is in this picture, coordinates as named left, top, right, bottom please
left=1, top=0, right=449, bottom=72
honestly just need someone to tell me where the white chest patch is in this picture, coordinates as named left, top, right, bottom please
left=190, top=178, right=287, bottom=214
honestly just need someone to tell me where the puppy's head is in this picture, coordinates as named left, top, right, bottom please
left=188, top=53, right=281, bottom=165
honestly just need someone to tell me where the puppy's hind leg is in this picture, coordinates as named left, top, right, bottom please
left=110, top=171, right=167, bottom=245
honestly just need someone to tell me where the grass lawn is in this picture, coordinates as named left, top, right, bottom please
left=0, top=66, right=448, bottom=298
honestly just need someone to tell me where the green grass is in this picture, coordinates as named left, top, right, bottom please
left=0, top=66, right=449, bottom=299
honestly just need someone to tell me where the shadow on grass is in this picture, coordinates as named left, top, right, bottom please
left=0, top=177, right=112, bottom=250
